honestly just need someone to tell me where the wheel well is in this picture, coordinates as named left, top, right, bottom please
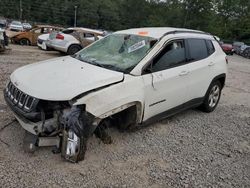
left=67, top=44, right=82, bottom=54
left=217, top=76, right=226, bottom=88
left=107, top=103, right=142, bottom=130
left=19, top=38, right=30, bottom=44
left=68, top=44, right=82, bottom=50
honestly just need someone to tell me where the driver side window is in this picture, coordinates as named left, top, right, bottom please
left=152, top=40, right=186, bottom=72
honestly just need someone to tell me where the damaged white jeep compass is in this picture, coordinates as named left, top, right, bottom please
left=4, top=27, right=227, bottom=162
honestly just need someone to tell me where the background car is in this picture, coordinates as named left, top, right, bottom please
left=0, top=28, right=8, bottom=52
left=0, top=28, right=5, bottom=52
left=11, top=25, right=63, bottom=45
left=0, top=19, right=7, bottom=29
left=22, top=22, right=32, bottom=30
left=233, top=41, right=244, bottom=55
left=47, top=27, right=105, bottom=55
left=9, top=21, right=24, bottom=32
left=242, top=47, right=250, bottom=58
left=220, top=42, right=234, bottom=55
left=238, top=44, right=249, bottom=56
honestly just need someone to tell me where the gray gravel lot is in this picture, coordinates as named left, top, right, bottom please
left=0, top=45, right=249, bottom=188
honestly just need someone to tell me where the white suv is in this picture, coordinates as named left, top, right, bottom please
left=4, top=27, right=227, bottom=162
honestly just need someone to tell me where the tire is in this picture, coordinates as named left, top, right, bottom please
left=199, top=81, right=222, bottom=113
left=67, top=44, right=82, bottom=55
left=19, top=38, right=30, bottom=46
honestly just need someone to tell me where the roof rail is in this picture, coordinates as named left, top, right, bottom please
left=161, top=30, right=212, bottom=39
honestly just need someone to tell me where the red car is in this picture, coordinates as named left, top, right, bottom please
left=220, top=42, right=234, bottom=55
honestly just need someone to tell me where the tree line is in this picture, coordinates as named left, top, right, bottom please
left=0, top=0, right=250, bottom=43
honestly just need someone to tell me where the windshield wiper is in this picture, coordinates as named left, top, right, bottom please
left=89, top=61, right=105, bottom=68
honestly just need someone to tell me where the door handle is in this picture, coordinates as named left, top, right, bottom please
left=208, top=62, right=215, bottom=67
left=179, top=70, right=189, bottom=76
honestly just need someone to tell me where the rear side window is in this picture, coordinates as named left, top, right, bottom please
left=62, top=29, right=74, bottom=34
left=84, top=33, right=94, bottom=38
left=206, top=40, right=215, bottom=55
left=187, top=39, right=208, bottom=61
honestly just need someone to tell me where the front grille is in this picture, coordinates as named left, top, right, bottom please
left=5, top=82, right=38, bottom=112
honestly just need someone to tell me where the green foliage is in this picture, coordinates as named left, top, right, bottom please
left=0, top=0, right=249, bottom=41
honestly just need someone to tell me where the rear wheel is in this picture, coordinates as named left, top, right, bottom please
left=20, top=38, right=30, bottom=46
left=199, top=81, right=222, bottom=112
left=67, top=44, right=82, bottom=55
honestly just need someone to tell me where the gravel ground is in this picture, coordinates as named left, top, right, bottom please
left=0, top=45, right=249, bottom=188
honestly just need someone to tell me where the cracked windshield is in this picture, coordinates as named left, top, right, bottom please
left=76, top=34, right=155, bottom=72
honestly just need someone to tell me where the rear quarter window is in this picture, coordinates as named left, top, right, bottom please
left=187, top=38, right=208, bottom=61
left=206, top=40, right=215, bottom=55
left=62, top=29, right=74, bottom=34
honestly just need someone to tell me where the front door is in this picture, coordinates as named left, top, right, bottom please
left=143, top=39, right=190, bottom=121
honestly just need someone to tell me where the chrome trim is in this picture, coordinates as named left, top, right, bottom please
left=6, top=82, right=37, bottom=111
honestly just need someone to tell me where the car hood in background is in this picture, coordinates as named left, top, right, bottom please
left=10, top=56, right=124, bottom=101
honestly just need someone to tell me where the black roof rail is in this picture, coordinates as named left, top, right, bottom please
left=161, top=30, right=212, bottom=39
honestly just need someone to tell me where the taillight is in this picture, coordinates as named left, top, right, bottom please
left=56, top=34, right=64, bottom=40
left=225, top=57, right=229, bottom=64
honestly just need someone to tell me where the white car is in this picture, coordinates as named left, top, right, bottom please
left=9, top=21, right=23, bottom=32
left=47, top=27, right=105, bottom=55
left=4, top=27, right=227, bottom=162
left=22, top=22, right=32, bottom=30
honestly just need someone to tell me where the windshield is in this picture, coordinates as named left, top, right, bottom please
left=75, top=34, right=156, bottom=73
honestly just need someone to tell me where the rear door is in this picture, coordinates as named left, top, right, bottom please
left=185, top=38, right=216, bottom=101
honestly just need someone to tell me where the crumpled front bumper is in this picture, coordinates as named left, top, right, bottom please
left=4, top=90, right=56, bottom=135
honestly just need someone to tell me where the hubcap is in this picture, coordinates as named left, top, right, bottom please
left=208, top=85, right=220, bottom=108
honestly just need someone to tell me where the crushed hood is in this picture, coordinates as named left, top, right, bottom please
left=11, top=56, right=124, bottom=101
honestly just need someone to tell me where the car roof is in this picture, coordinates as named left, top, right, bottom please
left=11, top=21, right=22, bottom=24
left=66, top=27, right=104, bottom=35
left=115, top=27, right=211, bottom=39
left=34, top=25, right=63, bottom=29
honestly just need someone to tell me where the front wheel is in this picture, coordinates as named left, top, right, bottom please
left=199, top=81, right=222, bottom=112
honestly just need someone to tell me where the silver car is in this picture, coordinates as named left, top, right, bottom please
left=9, top=21, right=24, bottom=32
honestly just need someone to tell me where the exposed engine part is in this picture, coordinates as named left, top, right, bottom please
left=94, top=119, right=112, bottom=144
left=23, top=131, right=38, bottom=153
left=38, top=136, right=60, bottom=147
